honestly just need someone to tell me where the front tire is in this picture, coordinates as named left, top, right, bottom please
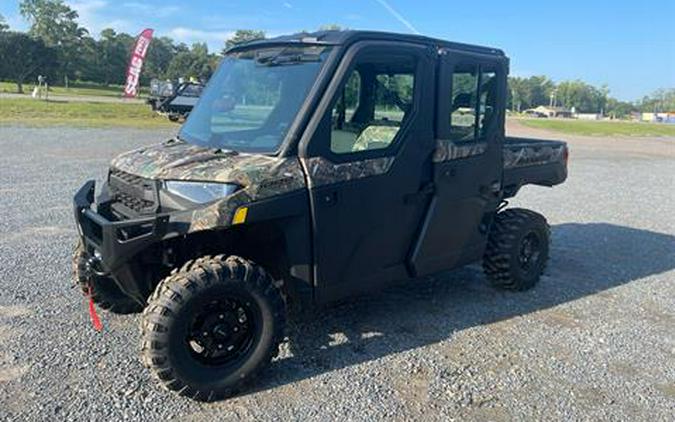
left=72, top=242, right=143, bottom=314
left=141, top=255, right=286, bottom=401
left=483, top=208, right=550, bottom=291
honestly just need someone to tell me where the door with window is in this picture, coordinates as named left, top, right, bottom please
left=302, top=42, right=435, bottom=302
left=410, top=50, right=507, bottom=276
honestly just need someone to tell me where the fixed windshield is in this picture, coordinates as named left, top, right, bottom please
left=179, top=45, right=332, bottom=153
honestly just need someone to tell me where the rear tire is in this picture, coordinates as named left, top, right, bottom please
left=141, top=255, right=286, bottom=401
left=72, top=241, right=143, bottom=314
left=483, top=208, right=550, bottom=291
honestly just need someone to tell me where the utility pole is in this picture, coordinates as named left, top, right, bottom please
left=549, top=90, right=557, bottom=108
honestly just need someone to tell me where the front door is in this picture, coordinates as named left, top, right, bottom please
left=410, top=49, right=508, bottom=276
left=300, top=41, right=436, bottom=303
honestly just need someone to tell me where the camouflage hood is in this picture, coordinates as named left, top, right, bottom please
left=110, top=139, right=305, bottom=195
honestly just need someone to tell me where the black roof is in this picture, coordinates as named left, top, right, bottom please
left=235, top=30, right=505, bottom=57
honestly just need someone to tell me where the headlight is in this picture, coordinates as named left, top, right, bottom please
left=163, top=181, right=239, bottom=204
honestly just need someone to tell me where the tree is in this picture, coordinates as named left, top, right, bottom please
left=318, top=24, right=343, bottom=31
left=0, top=14, right=9, bottom=32
left=605, top=98, right=637, bottom=119
left=20, top=0, right=80, bottom=44
left=166, top=43, right=217, bottom=81
left=78, top=35, right=102, bottom=82
left=556, top=80, right=608, bottom=113
left=144, top=36, right=177, bottom=81
left=507, top=75, right=555, bottom=111
left=638, top=88, right=675, bottom=113
left=188, top=42, right=213, bottom=80
left=97, top=29, right=134, bottom=85
left=223, top=29, right=265, bottom=53
left=0, top=31, right=56, bottom=92
left=19, top=0, right=88, bottom=83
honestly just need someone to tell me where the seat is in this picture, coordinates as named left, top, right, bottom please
left=351, top=124, right=400, bottom=152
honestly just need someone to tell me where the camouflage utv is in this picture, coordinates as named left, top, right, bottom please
left=73, top=30, right=568, bottom=401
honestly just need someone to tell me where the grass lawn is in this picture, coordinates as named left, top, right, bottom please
left=0, top=98, right=173, bottom=128
left=0, top=81, right=149, bottom=98
left=520, top=118, right=675, bottom=137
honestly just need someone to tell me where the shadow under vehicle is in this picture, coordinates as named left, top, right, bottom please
left=73, top=30, right=568, bottom=401
left=258, top=222, right=675, bottom=393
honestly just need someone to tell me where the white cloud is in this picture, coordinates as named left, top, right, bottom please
left=66, top=0, right=107, bottom=31
left=3, top=13, right=28, bottom=32
left=122, top=2, right=180, bottom=18
left=168, top=27, right=235, bottom=47
left=66, top=0, right=137, bottom=36
left=283, top=2, right=293, bottom=9
left=68, top=0, right=108, bottom=14
left=373, top=0, right=419, bottom=34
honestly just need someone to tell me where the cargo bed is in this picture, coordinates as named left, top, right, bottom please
left=502, top=137, right=568, bottom=198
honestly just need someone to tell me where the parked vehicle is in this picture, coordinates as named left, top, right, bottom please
left=73, top=30, right=568, bottom=401
left=147, top=79, right=204, bottom=122
left=523, top=109, right=548, bottom=118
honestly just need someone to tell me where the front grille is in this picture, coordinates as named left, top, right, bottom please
left=109, top=168, right=157, bottom=215
left=115, top=191, right=155, bottom=212
left=110, top=167, right=146, bottom=186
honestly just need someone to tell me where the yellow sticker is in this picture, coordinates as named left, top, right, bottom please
left=232, top=207, right=248, bottom=225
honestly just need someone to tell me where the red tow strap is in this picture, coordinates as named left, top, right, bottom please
left=87, top=287, right=103, bottom=332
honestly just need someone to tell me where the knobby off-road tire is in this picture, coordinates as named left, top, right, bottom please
left=72, top=241, right=143, bottom=314
left=140, top=255, right=286, bottom=401
left=483, top=208, right=550, bottom=291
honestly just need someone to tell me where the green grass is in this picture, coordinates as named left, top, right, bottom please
left=0, top=81, right=149, bottom=98
left=520, top=118, right=675, bottom=137
left=0, top=98, right=173, bottom=128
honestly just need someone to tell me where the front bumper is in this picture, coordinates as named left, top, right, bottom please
left=73, top=180, right=179, bottom=274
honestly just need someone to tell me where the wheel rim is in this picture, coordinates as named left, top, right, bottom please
left=518, top=231, right=542, bottom=274
left=186, top=296, right=259, bottom=366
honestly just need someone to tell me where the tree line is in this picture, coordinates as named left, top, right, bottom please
left=507, top=75, right=674, bottom=117
left=0, top=1, right=266, bottom=93
left=1, top=1, right=673, bottom=117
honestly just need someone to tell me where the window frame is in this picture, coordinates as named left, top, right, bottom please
left=329, top=69, right=416, bottom=155
left=302, top=41, right=427, bottom=163
left=437, top=50, right=507, bottom=145
left=333, top=70, right=362, bottom=131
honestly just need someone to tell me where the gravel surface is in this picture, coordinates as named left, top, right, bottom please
left=0, top=123, right=673, bottom=421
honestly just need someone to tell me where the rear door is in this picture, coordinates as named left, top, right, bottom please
left=410, top=49, right=508, bottom=276
left=299, top=41, right=436, bottom=303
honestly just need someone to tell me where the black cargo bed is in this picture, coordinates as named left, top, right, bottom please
left=502, top=137, right=568, bottom=198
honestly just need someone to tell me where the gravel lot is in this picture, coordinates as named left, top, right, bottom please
left=0, top=122, right=673, bottom=421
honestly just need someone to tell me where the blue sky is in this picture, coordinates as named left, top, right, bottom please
left=2, top=0, right=673, bottom=100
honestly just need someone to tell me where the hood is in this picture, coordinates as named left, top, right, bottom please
left=110, top=139, right=302, bottom=191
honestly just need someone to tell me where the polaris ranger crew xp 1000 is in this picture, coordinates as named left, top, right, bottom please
left=73, top=31, right=568, bottom=401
